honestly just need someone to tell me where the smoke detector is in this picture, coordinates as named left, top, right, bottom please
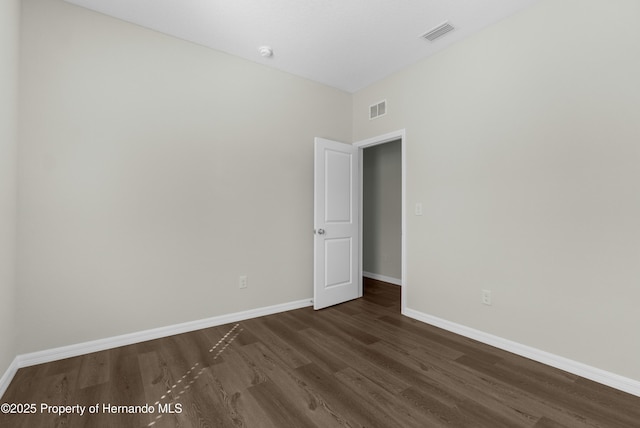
left=258, top=46, right=273, bottom=58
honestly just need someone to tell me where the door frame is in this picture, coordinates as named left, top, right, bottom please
left=354, top=129, right=406, bottom=313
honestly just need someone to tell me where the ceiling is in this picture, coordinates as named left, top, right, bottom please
left=63, top=0, right=539, bottom=93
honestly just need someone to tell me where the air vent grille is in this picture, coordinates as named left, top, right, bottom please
left=369, top=100, right=387, bottom=120
left=422, top=22, right=455, bottom=42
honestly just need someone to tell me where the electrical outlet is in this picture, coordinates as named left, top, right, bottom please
left=482, top=289, right=492, bottom=305
left=239, top=275, right=248, bottom=289
left=415, top=203, right=423, bottom=216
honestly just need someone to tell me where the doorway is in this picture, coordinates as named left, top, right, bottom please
left=313, top=131, right=405, bottom=311
left=362, top=139, right=402, bottom=284
left=355, top=130, right=406, bottom=313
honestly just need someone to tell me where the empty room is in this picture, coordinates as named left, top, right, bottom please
left=1, top=0, right=639, bottom=426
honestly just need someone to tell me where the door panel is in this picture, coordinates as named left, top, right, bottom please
left=325, top=149, right=353, bottom=222
left=325, top=237, right=353, bottom=287
left=314, top=138, right=360, bottom=310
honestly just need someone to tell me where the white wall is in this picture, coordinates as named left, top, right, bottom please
left=17, top=0, right=351, bottom=354
left=353, top=0, right=640, bottom=382
left=363, top=140, right=402, bottom=280
left=0, top=0, right=20, bottom=381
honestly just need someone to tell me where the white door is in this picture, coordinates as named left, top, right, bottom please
left=313, top=137, right=360, bottom=310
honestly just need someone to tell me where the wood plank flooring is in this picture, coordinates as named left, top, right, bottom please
left=2, top=278, right=639, bottom=427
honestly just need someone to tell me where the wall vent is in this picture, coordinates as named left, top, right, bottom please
left=369, top=100, right=387, bottom=120
left=421, top=22, right=455, bottom=42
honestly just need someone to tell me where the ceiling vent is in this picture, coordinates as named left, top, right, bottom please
left=421, top=22, right=455, bottom=42
left=369, top=100, right=387, bottom=120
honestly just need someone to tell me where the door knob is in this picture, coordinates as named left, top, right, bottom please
left=316, top=228, right=326, bottom=235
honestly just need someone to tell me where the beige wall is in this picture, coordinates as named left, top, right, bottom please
left=0, top=0, right=20, bottom=380
left=353, top=0, right=640, bottom=381
left=363, top=140, right=402, bottom=280
left=17, top=0, right=351, bottom=353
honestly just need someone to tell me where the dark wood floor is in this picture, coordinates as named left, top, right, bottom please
left=2, top=278, right=639, bottom=427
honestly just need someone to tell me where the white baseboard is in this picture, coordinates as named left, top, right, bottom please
left=6, top=299, right=638, bottom=400
left=363, top=271, right=402, bottom=286
left=0, top=298, right=312, bottom=397
left=403, top=307, right=640, bottom=398
left=0, top=357, right=19, bottom=400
